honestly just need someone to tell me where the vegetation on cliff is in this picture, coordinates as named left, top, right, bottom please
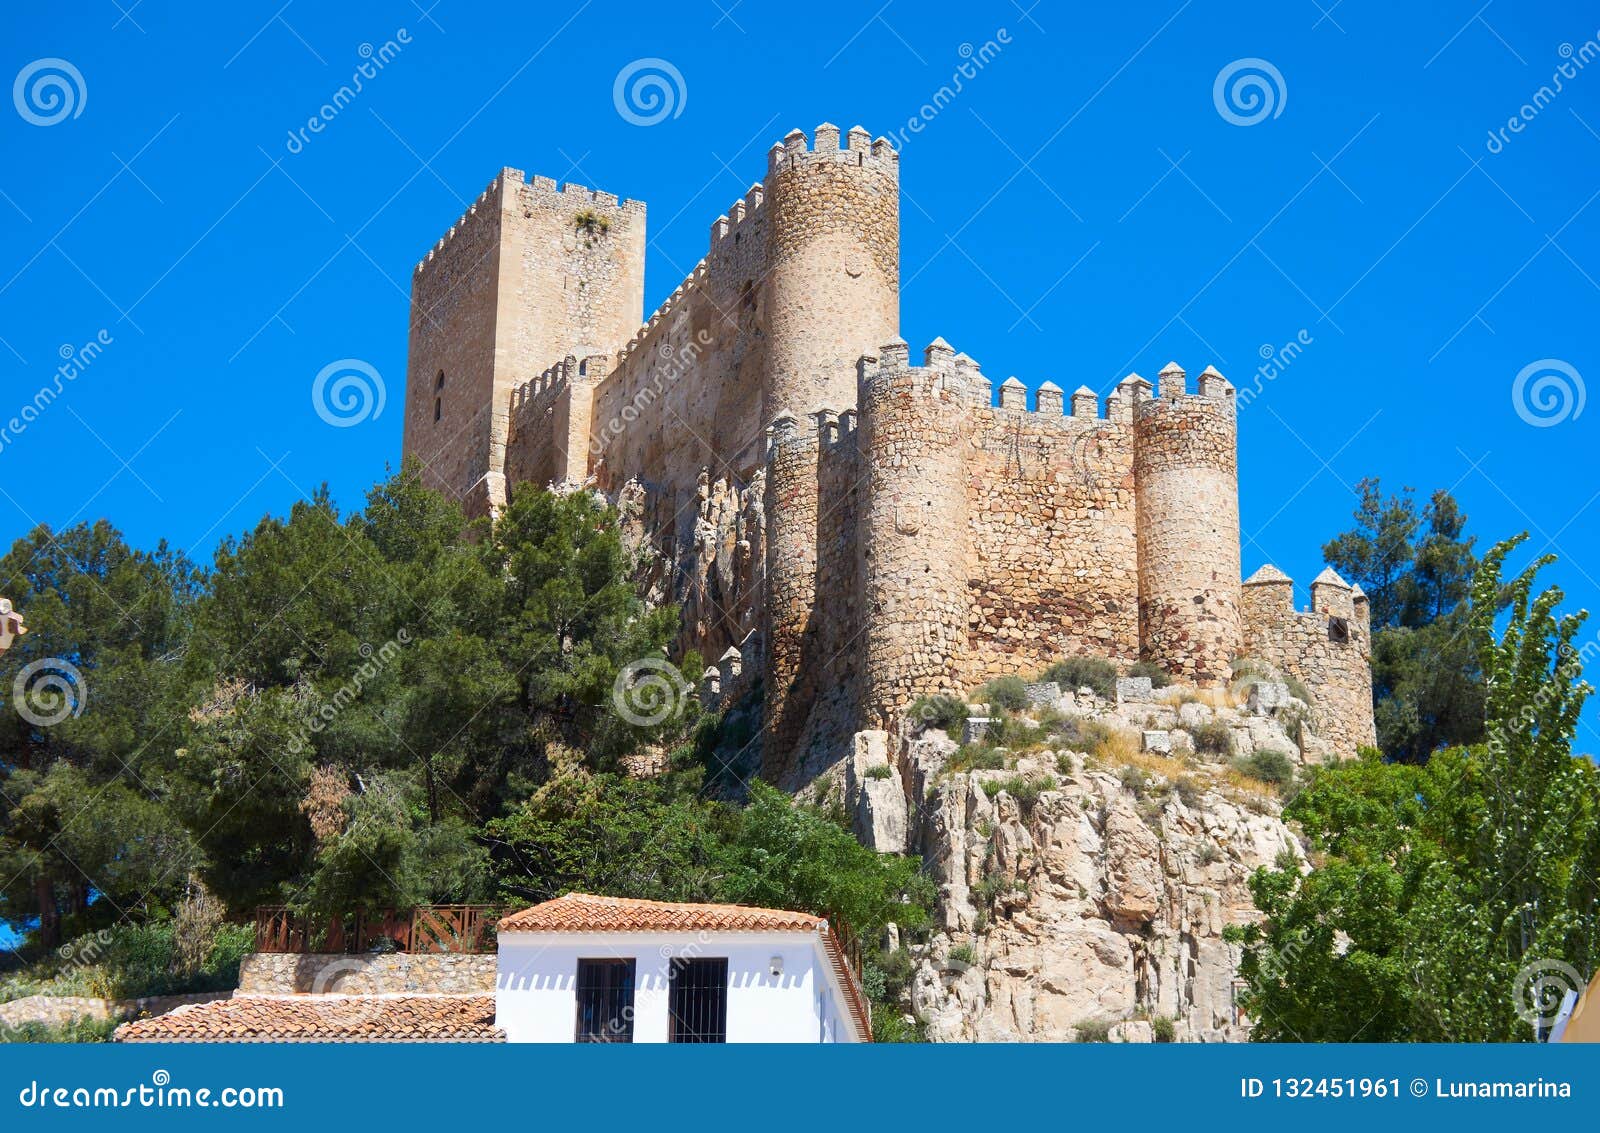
left=0, top=470, right=930, bottom=1037
left=1232, top=536, right=1600, bottom=1041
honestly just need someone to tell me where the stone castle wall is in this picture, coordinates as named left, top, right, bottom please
left=1241, top=567, right=1377, bottom=755
left=401, top=121, right=1376, bottom=777
left=1133, top=364, right=1242, bottom=685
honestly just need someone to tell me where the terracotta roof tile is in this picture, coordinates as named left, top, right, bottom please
left=114, top=995, right=502, bottom=1043
left=498, top=892, right=825, bottom=934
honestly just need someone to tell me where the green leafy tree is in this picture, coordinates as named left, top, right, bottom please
left=0, top=522, right=199, bottom=945
left=161, top=470, right=680, bottom=916
left=1323, top=479, right=1483, bottom=762
left=1234, top=536, right=1600, bottom=1041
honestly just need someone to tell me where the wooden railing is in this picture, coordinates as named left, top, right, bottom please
left=254, top=905, right=499, bottom=955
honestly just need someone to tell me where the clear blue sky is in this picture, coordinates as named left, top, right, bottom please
left=2, top=1, right=1598, bottom=745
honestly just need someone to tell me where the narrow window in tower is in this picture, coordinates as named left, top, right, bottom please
left=436, top=370, right=445, bottom=390
left=434, top=398, right=441, bottom=422
left=1328, top=617, right=1350, bottom=644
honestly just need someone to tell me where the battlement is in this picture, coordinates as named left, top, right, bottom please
left=709, top=182, right=767, bottom=251
left=513, top=170, right=645, bottom=216
left=1241, top=563, right=1376, bottom=753
left=766, top=123, right=899, bottom=178
left=612, top=260, right=710, bottom=368
left=855, top=339, right=1235, bottom=425
left=414, top=174, right=506, bottom=276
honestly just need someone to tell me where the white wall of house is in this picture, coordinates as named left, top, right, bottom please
left=495, top=930, right=861, bottom=1043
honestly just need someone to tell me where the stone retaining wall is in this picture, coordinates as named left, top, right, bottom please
left=236, top=952, right=495, bottom=996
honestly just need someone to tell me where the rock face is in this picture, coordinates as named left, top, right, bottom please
left=850, top=680, right=1316, bottom=1043
left=913, top=756, right=1300, bottom=1042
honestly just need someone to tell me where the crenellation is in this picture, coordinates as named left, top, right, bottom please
left=1242, top=563, right=1376, bottom=755
left=403, top=123, right=1374, bottom=787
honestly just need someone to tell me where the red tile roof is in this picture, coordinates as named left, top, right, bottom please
left=113, top=995, right=502, bottom=1043
left=499, top=892, right=824, bottom=934
left=499, top=894, right=872, bottom=1041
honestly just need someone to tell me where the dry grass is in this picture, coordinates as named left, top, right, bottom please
left=1223, top=767, right=1282, bottom=799
left=1090, top=725, right=1142, bottom=766
left=1156, top=685, right=1243, bottom=710
left=1118, top=749, right=1193, bottom=783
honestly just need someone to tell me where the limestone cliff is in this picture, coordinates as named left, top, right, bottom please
left=841, top=678, right=1320, bottom=1042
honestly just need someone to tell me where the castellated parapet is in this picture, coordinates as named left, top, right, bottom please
left=1241, top=565, right=1378, bottom=755
left=401, top=123, right=1376, bottom=785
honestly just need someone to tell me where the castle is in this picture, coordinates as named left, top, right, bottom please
left=402, top=123, right=1376, bottom=785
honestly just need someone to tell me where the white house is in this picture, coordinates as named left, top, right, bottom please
left=494, top=893, right=872, bottom=1043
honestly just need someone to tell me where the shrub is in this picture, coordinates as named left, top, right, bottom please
left=1046, top=714, right=1112, bottom=754
left=1196, top=840, right=1225, bottom=865
left=1119, top=765, right=1150, bottom=799
left=1188, top=720, right=1235, bottom=757
left=978, top=676, right=1029, bottom=712
left=948, top=744, right=1006, bottom=773
left=0, top=1016, right=119, bottom=1044
left=1126, top=660, right=1172, bottom=689
left=1074, top=1017, right=1114, bottom=1043
left=907, top=694, right=968, bottom=736
left=1055, top=752, right=1076, bottom=777
left=948, top=943, right=979, bottom=967
left=1041, top=657, right=1118, bottom=700
left=987, top=712, right=1045, bottom=751
left=1232, top=657, right=1312, bottom=705
left=1152, top=1015, right=1176, bottom=1043
left=984, top=774, right=1055, bottom=813
left=865, top=764, right=894, bottom=780
left=1172, top=775, right=1205, bottom=808
left=1234, top=749, right=1296, bottom=786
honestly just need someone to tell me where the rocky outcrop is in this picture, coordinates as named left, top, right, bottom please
left=850, top=680, right=1316, bottom=1042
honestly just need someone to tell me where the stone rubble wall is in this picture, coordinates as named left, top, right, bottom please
left=1242, top=573, right=1377, bottom=755
left=403, top=121, right=1374, bottom=781
left=1133, top=366, right=1242, bottom=686
left=235, top=952, right=495, bottom=997
left=0, top=991, right=230, bottom=1032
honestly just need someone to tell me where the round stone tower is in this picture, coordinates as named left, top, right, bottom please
left=858, top=339, right=973, bottom=727
left=761, top=124, right=900, bottom=422
left=1133, top=363, right=1241, bottom=685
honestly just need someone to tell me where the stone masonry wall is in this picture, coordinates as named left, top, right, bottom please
left=405, top=177, right=505, bottom=512
left=963, top=372, right=1140, bottom=686
left=236, top=952, right=495, bottom=996
left=403, top=122, right=1370, bottom=779
left=1241, top=567, right=1377, bottom=756
left=1133, top=365, right=1241, bottom=685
